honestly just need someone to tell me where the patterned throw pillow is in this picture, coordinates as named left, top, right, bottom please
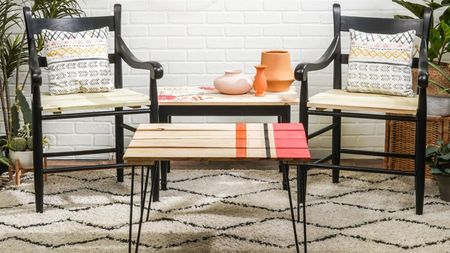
left=346, top=29, right=416, bottom=96
left=42, top=27, right=114, bottom=95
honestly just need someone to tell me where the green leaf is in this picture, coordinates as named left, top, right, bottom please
left=16, top=89, right=32, bottom=127
left=426, top=145, right=439, bottom=156
left=429, top=28, right=443, bottom=61
left=392, top=0, right=427, bottom=18
left=440, top=153, right=450, bottom=160
left=439, top=7, right=450, bottom=22
left=11, top=104, right=19, bottom=136
left=0, top=155, right=10, bottom=167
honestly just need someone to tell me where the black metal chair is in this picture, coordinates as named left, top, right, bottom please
left=296, top=4, right=432, bottom=216
left=23, top=4, right=163, bottom=213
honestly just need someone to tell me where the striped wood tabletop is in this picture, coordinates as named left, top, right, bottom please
left=124, top=123, right=311, bottom=165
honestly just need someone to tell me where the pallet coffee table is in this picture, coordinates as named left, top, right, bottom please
left=124, top=123, right=311, bottom=253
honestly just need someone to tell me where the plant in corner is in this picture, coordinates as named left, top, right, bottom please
left=393, top=0, right=450, bottom=116
left=426, top=140, right=450, bottom=201
left=0, top=0, right=83, bottom=173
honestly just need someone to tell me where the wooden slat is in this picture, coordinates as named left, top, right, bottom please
left=128, top=138, right=308, bottom=149
left=308, top=89, right=418, bottom=115
left=132, top=130, right=306, bottom=139
left=158, top=86, right=299, bottom=106
left=41, top=88, right=150, bottom=112
left=137, top=123, right=304, bottom=131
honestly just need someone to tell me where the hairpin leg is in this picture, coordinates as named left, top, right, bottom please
left=128, top=166, right=135, bottom=253
left=283, top=165, right=300, bottom=253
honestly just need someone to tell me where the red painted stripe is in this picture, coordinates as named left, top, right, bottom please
left=272, top=123, right=304, bottom=131
left=273, top=123, right=310, bottom=159
left=236, top=123, right=247, bottom=158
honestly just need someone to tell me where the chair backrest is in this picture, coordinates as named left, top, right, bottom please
left=23, top=4, right=123, bottom=89
left=332, top=4, right=431, bottom=90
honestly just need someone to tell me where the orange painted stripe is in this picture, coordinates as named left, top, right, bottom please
left=236, top=123, right=247, bottom=158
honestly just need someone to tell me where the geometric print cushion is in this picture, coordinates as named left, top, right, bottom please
left=42, top=27, right=114, bottom=95
left=346, top=29, right=416, bottom=97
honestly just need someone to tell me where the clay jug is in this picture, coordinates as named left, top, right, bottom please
left=261, top=50, right=294, bottom=92
left=253, top=65, right=267, bottom=97
left=214, top=70, right=253, bottom=95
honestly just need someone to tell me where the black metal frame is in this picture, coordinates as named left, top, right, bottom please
left=295, top=4, right=432, bottom=215
left=156, top=105, right=293, bottom=201
left=23, top=4, right=163, bottom=213
left=128, top=162, right=302, bottom=253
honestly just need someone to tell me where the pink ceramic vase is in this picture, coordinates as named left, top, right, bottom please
left=253, top=65, right=267, bottom=97
left=214, top=70, right=253, bottom=95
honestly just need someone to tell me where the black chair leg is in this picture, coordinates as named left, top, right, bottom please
left=415, top=109, right=426, bottom=215
left=115, top=113, right=124, bottom=182
left=161, top=161, right=168, bottom=190
left=332, top=111, right=341, bottom=184
left=33, top=111, right=44, bottom=213
left=283, top=165, right=300, bottom=253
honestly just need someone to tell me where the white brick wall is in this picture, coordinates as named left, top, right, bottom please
left=34, top=0, right=410, bottom=159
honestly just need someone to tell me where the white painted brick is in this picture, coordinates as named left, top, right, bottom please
left=226, top=25, right=262, bottom=36
left=187, top=0, right=224, bottom=11
left=168, top=13, right=206, bottom=23
left=226, top=50, right=261, bottom=61
left=168, top=37, right=205, bottom=48
left=225, top=0, right=263, bottom=11
left=244, top=37, right=282, bottom=49
left=206, top=62, right=244, bottom=74
left=130, top=13, right=166, bottom=24
left=207, top=37, right=243, bottom=48
left=188, top=25, right=224, bottom=36
left=169, top=63, right=205, bottom=74
left=264, top=25, right=299, bottom=36
left=283, top=13, right=321, bottom=24
left=94, top=135, right=114, bottom=146
left=58, top=135, right=93, bottom=146
left=150, top=50, right=187, bottom=61
left=245, top=13, right=281, bottom=24
left=129, top=38, right=167, bottom=49
left=300, top=24, right=333, bottom=36
left=148, top=0, right=186, bottom=11
left=264, top=0, right=299, bottom=11
left=148, top=25, right=186, bottom=36
left=207, top=13, right=243, bottom=24
left=188, top=50, right=226, bottom=61
left=43, top=122, right=75, bottom=134
left=76, top=123, right=112, bottom=134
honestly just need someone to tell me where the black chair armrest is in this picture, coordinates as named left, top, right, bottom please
left=418, top=39, right=428, bottom=88
left=295, top=35, right=339, bottom=82
left=117, top=36, right=164, bottom=80
left=29, top=43, right=42, bottom=88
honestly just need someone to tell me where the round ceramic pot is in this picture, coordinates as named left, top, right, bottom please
left=9, top=150, right=33, bottom=168
left=214, top=70, right=253, bottom=95
left=261, top=50, right=294, bottom=92
left=428, top=95, right=450, bottom=116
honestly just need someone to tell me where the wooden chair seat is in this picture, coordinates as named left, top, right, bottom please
left=41, top=88, right=150, bottom=113
left=307, top=89, right=418, bottom=115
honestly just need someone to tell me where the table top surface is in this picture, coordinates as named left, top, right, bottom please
left=158, top=86, right=299, bottom=106
left=124, top=123, right=310, bottom=165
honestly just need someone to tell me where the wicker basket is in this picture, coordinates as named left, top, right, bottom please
left=385, top=116, right=448, bottom=178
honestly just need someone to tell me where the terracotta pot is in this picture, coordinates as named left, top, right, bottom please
left=214, top=70, right=253, bottom=95
left=253, top=65, right=267, bottom=97
left=260, top=50, right=294, bottom=92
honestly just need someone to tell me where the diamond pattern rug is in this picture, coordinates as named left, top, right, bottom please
left=0, top=169, right=449, bottom=252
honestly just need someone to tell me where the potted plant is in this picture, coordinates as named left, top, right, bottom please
left=393, top=0, right=450, bottom=116
left=426, top=140, right=450, bottom=201
left=0, top=0, right=83, bottom=173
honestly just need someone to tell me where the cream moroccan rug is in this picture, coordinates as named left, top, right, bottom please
left=0, top=169, right=449, bottom=253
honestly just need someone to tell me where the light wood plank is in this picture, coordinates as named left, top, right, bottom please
left=158, top=86, right=299, bottom=106
left=137, top=123, right=304, bottom=131
left=41, top=88, right=150, bottom=112
left=128, top=138, right=308, bottom=149
left=307, top=89, right=418, bottom=115
left=132, top=130, right=306, bottom=139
